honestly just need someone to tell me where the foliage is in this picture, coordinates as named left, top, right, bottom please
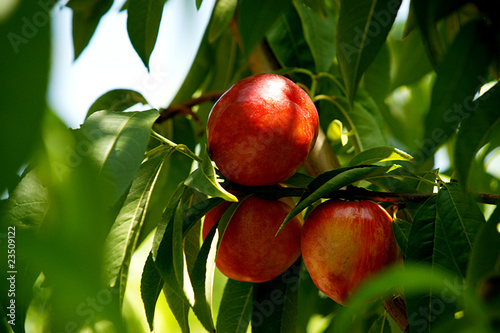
left=1, top=0, right=500, bottom=332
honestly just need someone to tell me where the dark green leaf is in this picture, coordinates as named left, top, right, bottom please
left=102, top=151, right=169, bottom=297
left=363, top=42, right=390, bottom=105
left=293, top=0, right=336, bottom=72
left=0, top=0, right=51, bottom=193
left=436, top=182, right=485, bottom=277
left=281, top=165, right=393, bottom=228
left=141, top=252, right=164, bottom=331
left=266, top=7, right=315, bottom=70
left=251, top=259, right=301, bottom=333
left=391, top=30, right=433, bottom=89
left=208, top=0, right=237, bottom=43
left=196, top=0, right=203, bottom=10
left=348, top=146, right=412, bottom=166
left=67, top=0, right=113, bottom=59
left=163, top=283, right=191, bottom=333
left=237, top=0, right=292, bottom=56
left=182, top=197, right=224, bottom=236
left=454, top=83, right=500, bottom=187
left=127, top=0, right=165, bottom=68
left=392, top=217, right=411, bottom=256
left=184, top=147, right=238, bottom=202
left=466, top=203, right=500, bottom=293
left=78, top=109, right=159, bottom=205
left=216, top=279, right=253, bottom=333
left=420, top=20, right=493, bottom=163
left=336, top=0, right=402, bottom=105
left=190, top=220, right=218, bottom=331
left=86, top=89, right=148, bottom=119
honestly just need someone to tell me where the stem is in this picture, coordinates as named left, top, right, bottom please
left=318, top=72, right=348, bottom=97
left=157, top=90, right=226, bottom=123
left=150, top=130, right=202, bottom=163
left=314, top=94, right=363, bottom=154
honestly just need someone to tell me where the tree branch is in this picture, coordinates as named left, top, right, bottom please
left=156, top=90, right=226, bottom=123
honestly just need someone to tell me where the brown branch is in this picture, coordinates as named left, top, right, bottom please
left=383, top=296, right=408, bottom=331
left=156, top=90, right=226, bottom=123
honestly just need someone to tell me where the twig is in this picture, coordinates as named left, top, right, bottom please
left=156, top=90, right=226, bottom=123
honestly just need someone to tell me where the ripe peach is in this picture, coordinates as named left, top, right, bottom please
left=301, top=200, right=398, bottom=305
left=206, top=73, right=319, bottom=186
left=202, top=196, right=302, bottom=283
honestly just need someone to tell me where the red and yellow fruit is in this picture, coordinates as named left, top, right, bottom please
left=207, top=73, right=319, bottom=186
left=301, top=200, right=398, bottom=305
left=203, top=196, right=302, bottom=283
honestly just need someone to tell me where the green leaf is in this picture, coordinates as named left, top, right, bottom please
left=0, top=169, right=48, bottom=229
left=217, top=279, right=253, bottom=333
left=391, top=30, right=433, bottom=89
left=141, top=252, right=164, bottom=331
left=363, top=41, right=390, bottom=105
left=67, top=0, right=113, bottom=59
left=466, top=203, right=500, bottom=293
left=182, top=197, right=224, bottom=236
left=102, top=151, right=169, bottom=297
left=237, top=0, right=292, bottom=56
left=348, top=146, right=412, bottom=166
left=251, top=259, right=301, bottom=333
left=196, top=0, right=203, bottom=10
left=86, top=89, right=149, bottom=119
left=184, top=147, right=238, bottom=202
left=163, top=283, right=191, bottom=333
left=78, top=109, right=159, bottom=205
left=189, top=219, right=218, bottom=331
left=392, top=217, right=411, bottom=257
left=350, top=101, right=387, bottom=150
left=0, top=0, right=51, bottom=193
left=333, top=264, right=487, bottom=333
left=436, top=182, right=485, bottom=277
left=208, top=0, right=237, bottom=43
left=420, top=20, right=493, bottom=162
left=281, top=165, right=392, bottom=228
left=454, top=83, right=500, bottom=187
left=266, top=8, right=315, bottom=70
left=293, top=0, right=336, bottom=72
left=127, top=0, right=165, bottom=68
left=336, top=0, right=402, bottom=105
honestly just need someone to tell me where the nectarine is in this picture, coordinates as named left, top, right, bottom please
left=207, top=73, right=319, bottom=186
left=301, top=200, right=398, bottom=305
left=203, top=196, right=302, bottom=283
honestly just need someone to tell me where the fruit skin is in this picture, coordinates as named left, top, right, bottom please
left=202, top=196, right=302, bottom=283
left=207, top=73, right=319, bottom=186
left=301, top=200, right=398, bottom=305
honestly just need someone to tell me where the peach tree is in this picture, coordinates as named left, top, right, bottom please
left=1, top=0, right=500, bottom=332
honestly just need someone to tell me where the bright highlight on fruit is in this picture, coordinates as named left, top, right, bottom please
left=207, top=73, right=319, bottom=186
left=203, top=196, right=302, bottom=283
left=301, top=200, right=398, bottom=305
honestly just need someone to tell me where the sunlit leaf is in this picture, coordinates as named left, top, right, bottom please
left=102, top=151, right=169, bottom=297
left=348, top=146, right=412, bottom=166
left=86, top=89, right=148, bottom=119
left=184, top=147, right=238, bottom=202
left=78, top=109, right=159, bottom=205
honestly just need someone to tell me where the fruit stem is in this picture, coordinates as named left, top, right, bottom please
left=150, top=130, right=202, bottom=163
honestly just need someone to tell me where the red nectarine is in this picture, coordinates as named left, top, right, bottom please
left=207, top=73, right=319, bottom=186
left=203, top=196, right=302, bottom=283
left=301, top=200, right=398, bottom=305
